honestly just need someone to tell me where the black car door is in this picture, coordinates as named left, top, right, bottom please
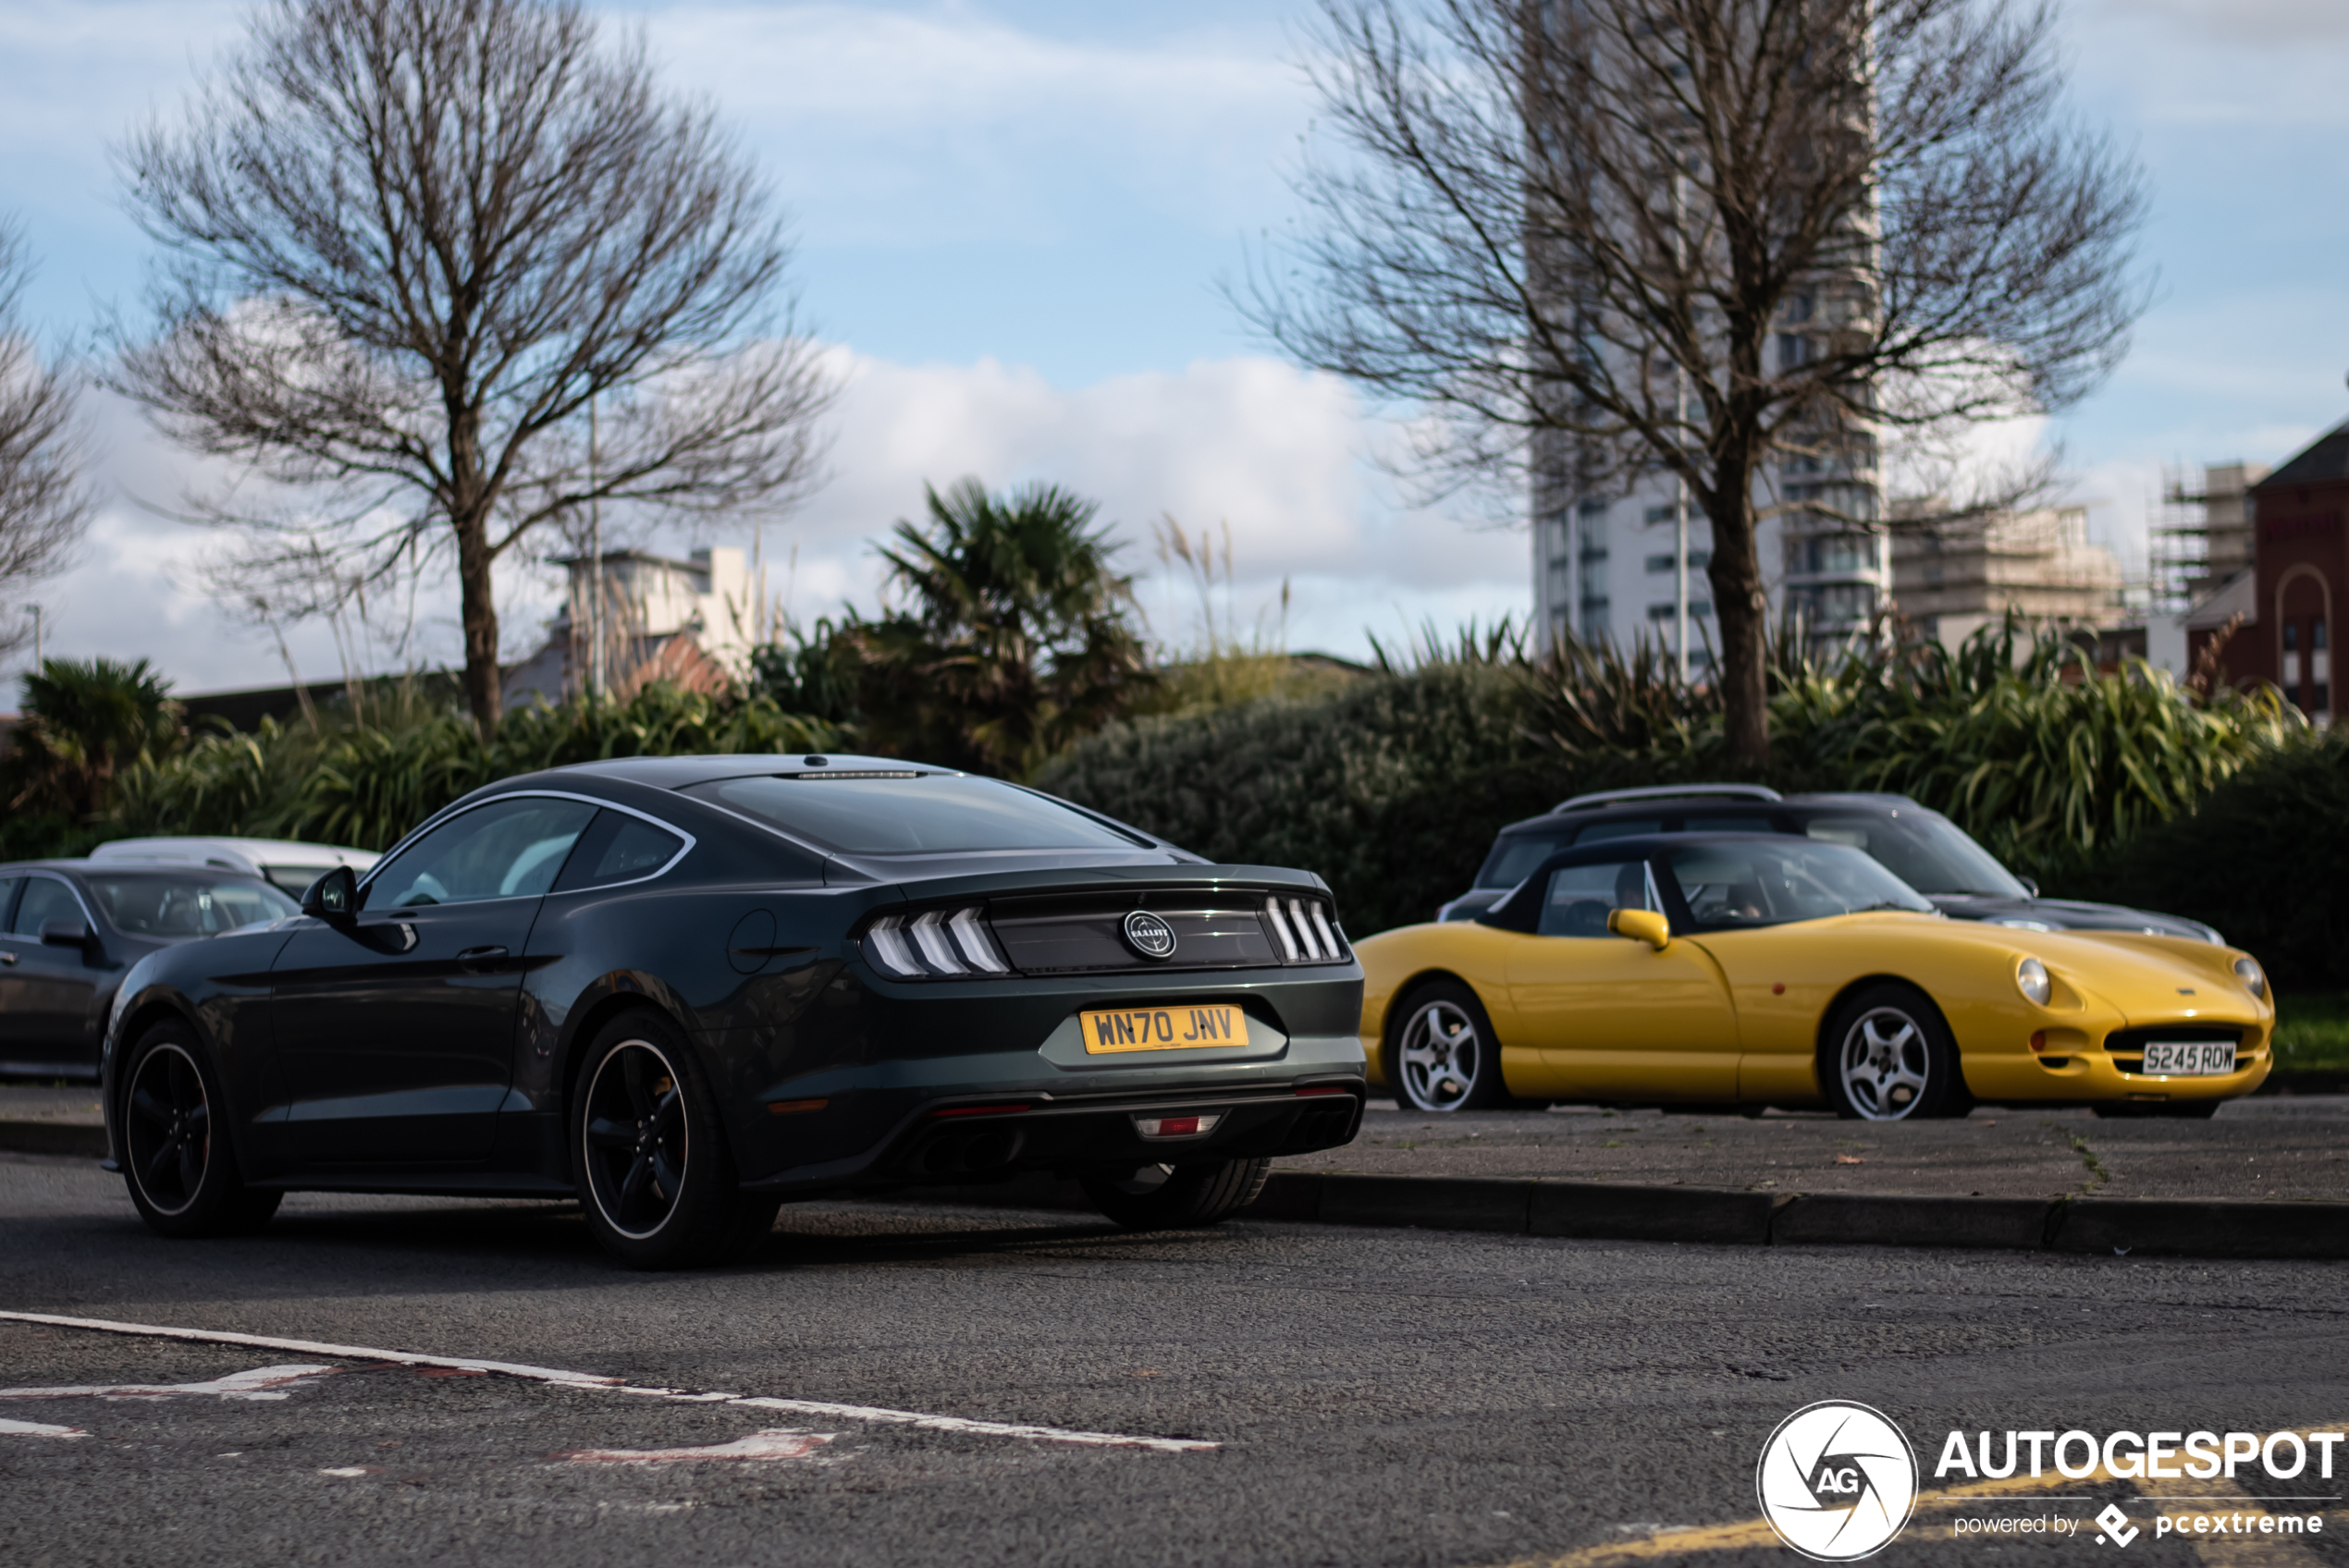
left=269, top=795, right=598, bottom=1164
left=0, top=873, right=105, bottom=1074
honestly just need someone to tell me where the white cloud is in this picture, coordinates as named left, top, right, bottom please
left=9, top=348, right=1531, bottom=699
left=641, top=2, right=1309, bottom=244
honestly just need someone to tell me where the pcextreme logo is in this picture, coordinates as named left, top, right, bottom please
left=1756, top=1401, right=1921, bottom=1561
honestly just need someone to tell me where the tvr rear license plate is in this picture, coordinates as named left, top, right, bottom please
left=1080, top=1005, right=1250, bottom=1054
left=2139, top=1041, right=2235, bottom=1075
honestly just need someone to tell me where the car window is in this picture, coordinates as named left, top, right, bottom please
left=1664, top=840, right=1935, bottom=931
left=366, top=797, right=598, bottom=909
left=84, top=875, right=299, bottom=937
left=10, top=876, right=84, bottom=935
left=0, top=876, right=20, bottom=932
left=1688, top=815, right=1777, bottom=835
left=1570, top=817, right=1662, bottom=844
left=1477, top=834, right=1568, bottom=889
left=552, top=812, right=687, bottom=892
left=1802, top=813, right=2028, bottom=898
left=681, top=775, right=1145, bottom=854
left=1537, top=857, right=1660, bottom=937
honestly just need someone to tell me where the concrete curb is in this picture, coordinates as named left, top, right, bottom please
left=0, top=1121, right=105, bottom=1159
left=7, top=1118, right=2343, bottom=1261
left=1245, top=1171, right=2349, bottom=1261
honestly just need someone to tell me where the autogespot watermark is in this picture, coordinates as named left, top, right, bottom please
left=1759, top=1406, right=2343, bottom=1559
left=1757, top=1402, right=1921, bottom=1561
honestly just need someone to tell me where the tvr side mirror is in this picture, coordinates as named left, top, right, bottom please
left=1607, top=907, right=1672, bottom=951
left=301, top=864, right=359, bottom=921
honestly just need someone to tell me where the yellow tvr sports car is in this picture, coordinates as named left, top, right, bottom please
left=1357, top=834, right=2272, bottom=1121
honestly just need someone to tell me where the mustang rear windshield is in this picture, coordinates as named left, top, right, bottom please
left=682, top=774, right=1148, bottom=854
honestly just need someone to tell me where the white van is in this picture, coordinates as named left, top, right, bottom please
left=91, top=837, right=380, bottom=900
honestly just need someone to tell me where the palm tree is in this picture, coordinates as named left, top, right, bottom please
left=853, top=479, right=1152, bottom=777
left=6, top=657, right=182, bottom=820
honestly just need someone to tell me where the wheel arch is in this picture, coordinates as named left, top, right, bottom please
left=107, top=992, right=215, bottom=1166
left=1375, top=966, right=1520, bottom=1101
left=1813, top=974, right=1966, bottom=1093
left=552, top=983, right=704, bottom=1146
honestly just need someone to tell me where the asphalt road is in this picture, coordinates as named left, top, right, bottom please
left=3, top=1150, right=2346, bottom=1568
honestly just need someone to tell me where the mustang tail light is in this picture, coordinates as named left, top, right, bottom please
left=863, top=907, right=1012, bottom=978
left=1264, top=896, right=1349, bottom=964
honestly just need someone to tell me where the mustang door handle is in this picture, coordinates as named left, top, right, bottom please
left=456, top=945, right=510, bottom=973
left=0, top=951, right=14, bottom=965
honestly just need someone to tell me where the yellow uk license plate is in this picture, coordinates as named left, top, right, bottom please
left=1079, top=1004, right=1250, bottom=1054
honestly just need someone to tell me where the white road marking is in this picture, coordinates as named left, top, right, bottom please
left=561, top=1428, right=837, bottom=1464
left=0, top=1365, right=338, bottom=1403
left=0, top=1309, right=1219, bottom=1452
left=0, top=1417, right=86, bottom=1439
left=317, top=1466, right=377, bottom=1477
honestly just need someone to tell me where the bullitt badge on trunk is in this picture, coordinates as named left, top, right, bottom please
left=1122, top=909, right=1178, bottom=961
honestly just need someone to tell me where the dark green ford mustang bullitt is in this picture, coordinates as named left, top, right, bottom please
left=102, top=755, right=1367, bottom=1267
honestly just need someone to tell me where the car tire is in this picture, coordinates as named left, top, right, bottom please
left=1080, top=1158, right=1273, bottom=1230
left=1821, top=983, right=1972, bottom=1121
left=119, top=1022, right=282, bottom=1238
left=573, top=1011, right=781, bottom=1270
left=1386, top=980, right=1515, bottom=1112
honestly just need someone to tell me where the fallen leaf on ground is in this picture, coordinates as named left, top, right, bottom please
left=1833, top=1154, right=1866, bottom=1165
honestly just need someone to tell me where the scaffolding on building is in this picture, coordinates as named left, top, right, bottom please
left=2148, top=461, right=2266, bottom=614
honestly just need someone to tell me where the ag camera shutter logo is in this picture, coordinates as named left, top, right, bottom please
left=1756, top=1401, right=1919, bottom=1561
left=1122, top=910, right=1177, bottom=961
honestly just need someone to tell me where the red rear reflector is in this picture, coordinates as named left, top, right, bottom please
left=1295, top=1085, right=1348, bottom=1097
left=1134, top=1112, right=1223, bottom=1139
left=929, top=1104, right=1032, bottom=1119
left=767, top=1097, right=829, bottom=1116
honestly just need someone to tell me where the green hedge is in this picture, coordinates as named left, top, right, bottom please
left=114, top=685, right=837, bottom=853
left=1034, top=662, right=1669, bottom=934
left=2072, top=735, right=2349, bottom=991
left=1039, top=631, right=2305, bottom=941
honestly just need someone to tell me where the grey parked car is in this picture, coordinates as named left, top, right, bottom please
left=0, top=861, right=298, bottom=1079
left=1434, top=785, right=2224, bottom=942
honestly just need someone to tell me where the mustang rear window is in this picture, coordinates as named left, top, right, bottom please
left=682, top=775, right=1149, bottom=854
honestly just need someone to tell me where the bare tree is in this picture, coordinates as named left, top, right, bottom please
left=0, top=222, right=92, bottom=657
left=1236, top=0, right=2147, bottom=765
left=111, top=0, right=833, bottom=734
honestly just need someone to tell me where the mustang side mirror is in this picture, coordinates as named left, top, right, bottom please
left=2020, top=876, right=2040, bottom=898
left=1607, top=907, right=1671, bottom=951
left=39, top=918, right=92, bottom=949
left=301, top=864, right=359, bottom=921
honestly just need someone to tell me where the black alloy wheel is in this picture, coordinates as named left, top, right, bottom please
left=1821, top=982, right=1973, bottom=1121
left=120, top=1023, right=281, bottom=1237
left=1080, top=1157, right=1273, bottom=1230
left=574, top=1011, right=780, bottom=1269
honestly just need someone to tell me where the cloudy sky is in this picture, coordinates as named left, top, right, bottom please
left=3, top=0, right=2347, bottom=694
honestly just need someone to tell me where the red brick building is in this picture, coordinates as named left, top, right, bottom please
left=2187, top=422, right=2349, bottom=721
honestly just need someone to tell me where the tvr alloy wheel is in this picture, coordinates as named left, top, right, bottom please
left=1390, top=980, right=1511, bottom=1112
left=119, top=1023, right=281, bottom=1238
left=1824, top=983, right=1971, bottom=1121
left=575, top=1013, right=781, bottom=1270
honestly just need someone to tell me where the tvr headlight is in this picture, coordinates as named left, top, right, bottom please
left=2016, top=956, right=2052, bottom=1008
left=2233, top=956, right=2268, bottom=1000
